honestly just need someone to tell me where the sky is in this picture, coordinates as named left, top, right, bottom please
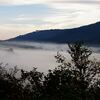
left=0, top=0, right=100, bottom=40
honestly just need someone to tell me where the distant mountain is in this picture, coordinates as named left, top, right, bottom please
left=8, top=22, right=100, bottom=44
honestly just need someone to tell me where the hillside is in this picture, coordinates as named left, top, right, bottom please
left=8, top=22, right=100, bottom=44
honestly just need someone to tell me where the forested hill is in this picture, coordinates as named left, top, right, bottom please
left=8, top=22, right=100, bottom=44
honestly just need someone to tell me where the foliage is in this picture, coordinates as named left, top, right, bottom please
left=0, top=42, right=100, bottom=100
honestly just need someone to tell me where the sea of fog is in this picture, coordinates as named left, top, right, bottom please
left=0, top=41, right=100, bottom=72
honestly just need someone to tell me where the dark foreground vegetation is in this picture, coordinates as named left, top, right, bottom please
left=0, top=43, right=100, bottom=100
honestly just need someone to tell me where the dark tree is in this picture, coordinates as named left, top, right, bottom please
left=54, top=42, right=100, bottom=100
left=0, top=42, right=100, bottom=100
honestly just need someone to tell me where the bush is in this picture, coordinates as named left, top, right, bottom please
left=0, top=42, right=100, bottom=100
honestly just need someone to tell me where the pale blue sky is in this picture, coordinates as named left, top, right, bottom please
left=0, top=4, right=55, bottom=24
left=0, top=0, right=100, bottom=40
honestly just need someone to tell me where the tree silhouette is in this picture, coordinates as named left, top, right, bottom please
left=0, top=42, right=100, bottom=100
left=54, top=42, right=100, bottom=100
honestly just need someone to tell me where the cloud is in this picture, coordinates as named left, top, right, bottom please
left=0, top=0, right=100, bottom=40
left=12, top=15, right=36, bottom=21
left=53, top=0, right=100, bottom=4
left=0, top=0, right=54, bottom=5
left=0, top=0, right=99, bottom=5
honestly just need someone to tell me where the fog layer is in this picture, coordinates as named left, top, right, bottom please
left=0, top=41, right=100, bottom=72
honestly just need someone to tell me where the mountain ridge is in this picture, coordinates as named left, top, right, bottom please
left=8, top=22, right=100, bottom=44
